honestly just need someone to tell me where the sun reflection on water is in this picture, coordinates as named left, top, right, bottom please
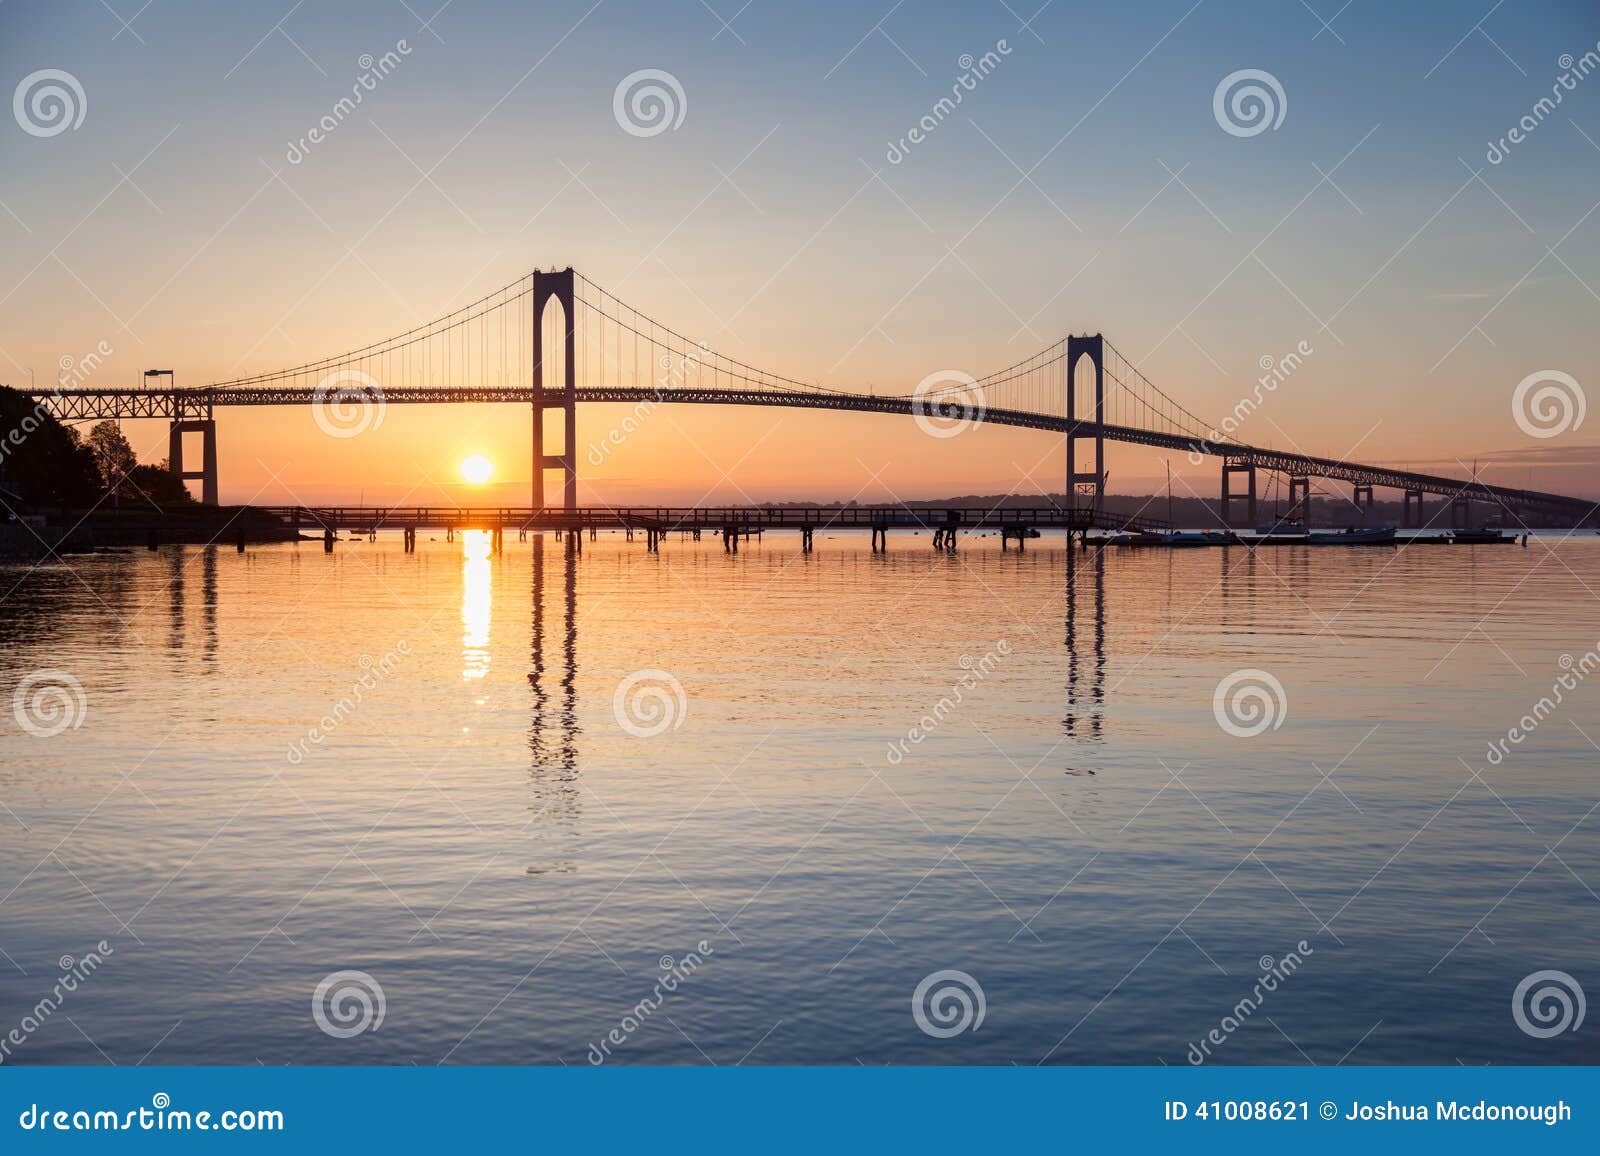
left=461, top=530, right=492, bottom=680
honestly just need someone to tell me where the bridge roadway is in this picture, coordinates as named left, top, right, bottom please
left=262, top=503, right=1159, bottom=534
left=31, top=384, right=1600, bottom=523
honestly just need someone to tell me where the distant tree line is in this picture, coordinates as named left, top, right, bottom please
left=0, top=386, right=194, bottom=509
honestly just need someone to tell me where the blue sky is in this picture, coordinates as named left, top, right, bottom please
left=2, top=0, right=1598, bottom=501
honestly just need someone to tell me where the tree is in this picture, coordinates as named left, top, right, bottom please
left=0, top=387, right=101, bottom=508
left=86, top=420, right=139, bottom=498
left=128, top=461, right=195, bottom=505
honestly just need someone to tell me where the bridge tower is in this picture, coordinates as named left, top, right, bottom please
left=168, top=397, right=218, bottom=506
left=1065, top=335, right=1105, bottom=519
left=532, top=268, right=578, bottom=515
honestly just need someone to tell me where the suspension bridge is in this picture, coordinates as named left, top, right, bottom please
left=23, top=267, right=1597, bottom=542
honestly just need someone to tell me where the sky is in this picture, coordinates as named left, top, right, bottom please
left=1, top=0, right=1599, bottom=505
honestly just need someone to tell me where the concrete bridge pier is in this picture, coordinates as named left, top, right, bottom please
left=1286, top=475, right=1311, bottom=524
left=1221, top=461, right=1257, bottom=528
left=800, top=526, right=814, bottom=553
left=323, top=527, right=334, bottom=553
left=403, top=526, right=416, bottom=552
left=1352, top=484, right=1374, bottom=518
left=168, top=417, right=219, bottom=506
left=1452, top=497, right=1472, bottom=528
left=870, top=526, right=888, bottom=553
left=1402, top=488, right=1424, bottom=528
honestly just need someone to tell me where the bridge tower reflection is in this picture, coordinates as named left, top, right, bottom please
left=526, top=536, right=581, bottom=873
left=1063, top=546, right=1105, bottom=741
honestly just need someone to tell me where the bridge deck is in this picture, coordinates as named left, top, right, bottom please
left=28, top=384, right=1597, bottom=521
left=260, top=505, right=1167, bottom=533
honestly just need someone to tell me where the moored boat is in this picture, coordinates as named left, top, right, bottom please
left=1307, top=526, right=1397, bottom=546
left=1103, top=530, right=1168, bottom=547
left=1166, top=530, right=1237, bottom=547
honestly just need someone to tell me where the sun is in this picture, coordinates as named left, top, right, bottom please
left=459, top=454, right=493, bottom=485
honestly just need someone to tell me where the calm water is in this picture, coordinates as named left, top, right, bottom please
left=1, top=531, right=1597, bottom=1066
